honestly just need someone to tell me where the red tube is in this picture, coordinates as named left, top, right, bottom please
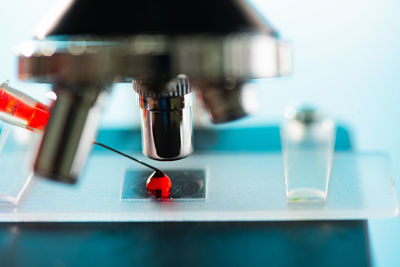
left=0, top=82, right=50, bottom=132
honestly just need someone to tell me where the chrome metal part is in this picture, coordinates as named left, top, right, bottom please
left=16, top=0, right=291, bottom=182
left=34, top=85, right=109, bottom=183
left=17, top=34, right=290, bottom=83
left=197, top=80, right=260, bottom=123
left=133, top=76, right=193, bottom=160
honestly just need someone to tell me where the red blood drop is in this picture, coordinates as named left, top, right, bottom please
left=146, top=171, right=172, bottom=199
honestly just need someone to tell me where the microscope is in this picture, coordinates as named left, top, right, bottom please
left=17, top=0, right=290, bottom=184
left=2, top=2, right=398, bottom=266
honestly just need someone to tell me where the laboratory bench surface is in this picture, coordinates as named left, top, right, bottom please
left=0, top=126, right=375, bottom=266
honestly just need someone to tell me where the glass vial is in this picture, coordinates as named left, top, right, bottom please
left=281, top=106, right=336, bottom=202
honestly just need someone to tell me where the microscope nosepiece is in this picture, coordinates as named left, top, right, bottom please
left=133, top=75, right=193, bottom=161
left=197, top=80, right=260, bottom=124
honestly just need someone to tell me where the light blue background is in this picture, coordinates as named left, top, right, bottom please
left=1, top=0, right=399, bottom=266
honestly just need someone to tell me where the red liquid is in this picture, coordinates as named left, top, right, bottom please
left=146, top=171, right=172, bottom=199
left=0, top=88, right=50, bottom=131
left=27, top=102, right=50, bottom=131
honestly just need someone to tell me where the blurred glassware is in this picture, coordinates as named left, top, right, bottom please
left=281, top=105, right=336, bottom=202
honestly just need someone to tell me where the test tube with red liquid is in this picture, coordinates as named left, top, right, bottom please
left=0, top=81, right=50, bottom=132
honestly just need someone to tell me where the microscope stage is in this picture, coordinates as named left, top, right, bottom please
left=0, top=152, right=397, bottom=222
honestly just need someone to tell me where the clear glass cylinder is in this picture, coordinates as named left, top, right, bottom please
left=281, top=107, right=336, bottom=202
left=0, top=124, right=38, bottom=205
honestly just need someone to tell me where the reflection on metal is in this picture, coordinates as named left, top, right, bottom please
left=133, top=75, right=194, bottom=160
left=16, top=0, right=291, bottom=182
left=34, top=86, right=109, bottom=184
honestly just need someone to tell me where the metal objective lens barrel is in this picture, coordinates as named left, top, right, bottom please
left=34, top=85, right=108, bottom=184
left=133, top=75, right=193, bottom=160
